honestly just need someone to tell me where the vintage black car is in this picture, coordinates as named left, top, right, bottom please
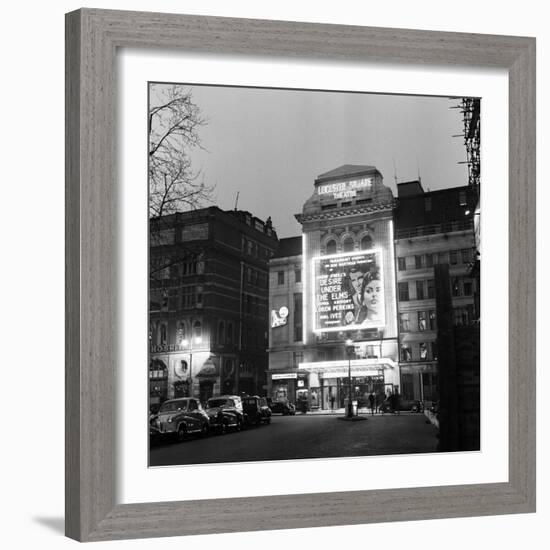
left=204, top=395, right=244, bottom=433
left=150, top=397, right=210, bottom=442
left=242, top=396, right=272, bottom=426
left=379, top=396, right=423, bottom=413
left=268, top=399, right=296, bottom=415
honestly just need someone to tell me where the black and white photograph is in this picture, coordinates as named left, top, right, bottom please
left=147, top=82, right=481, bottom=467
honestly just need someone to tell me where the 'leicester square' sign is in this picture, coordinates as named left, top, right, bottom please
left=317, top=177, right=372, bottom=199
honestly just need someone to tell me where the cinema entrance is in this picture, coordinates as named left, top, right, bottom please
left=301, top=359, right=399, bottom=410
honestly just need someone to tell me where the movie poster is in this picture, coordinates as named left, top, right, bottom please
left=313, top=249, right=385, bottom=332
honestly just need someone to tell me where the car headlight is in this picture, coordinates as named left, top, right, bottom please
left=166, top=416, right=173, bottom=423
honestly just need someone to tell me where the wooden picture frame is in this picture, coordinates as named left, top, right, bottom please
left=65, top=8, right=536, bottom=542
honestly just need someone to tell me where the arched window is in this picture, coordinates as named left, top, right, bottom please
left=360, top=235, right=373, bottom=250
left=177, top=322, right=187, bottom=344
left=160, top=324, right=167, bottom=345
left=193, top=320, right=202, bottom=343
left=343, top=237, right=354, bottom=252
left=227, top=322, right=233, bottom=344
left=218, top=321, right=225, bottom=344
left=326, top=239, right=337, bottom=255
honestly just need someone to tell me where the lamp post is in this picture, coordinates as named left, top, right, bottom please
left=345, top=338, right=355, bottom=418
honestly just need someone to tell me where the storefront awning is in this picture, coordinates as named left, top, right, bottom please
left=298, top=358, right=397, bottom=379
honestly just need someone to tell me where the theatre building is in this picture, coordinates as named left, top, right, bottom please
left=394, top=181, right=477, bottom=405
left=268, top=165, right=400, bottom=410
left=149, top=207, right=278, bottom=408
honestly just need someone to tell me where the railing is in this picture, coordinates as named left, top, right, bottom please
left=396, top=219, right=473, bottom=239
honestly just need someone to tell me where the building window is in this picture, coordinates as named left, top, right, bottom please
left=419, top=342, right=428, bottom=360
left=399, top=313, right=410, bottom=332
left=177, top=322, right=187, bottom=344
left=453, top=306, right=473, bottom=327
left=463, top=280, right=473, bottom=296
left=193, top=320, right=202, bottom=342
left=438, top=251, right=448, bottom=264
left=160, top=324, right=167, bottom=345
left=450, top=250, right=458, bottom=265
left=415, top=255, right=423, bottom=269
left=429, top=310, right=437, bottom=330
left=227, top=323, right=233, bottom=344
left=427, top=279, right=435, bottom=299
left=398, top=257, right=406, bottom=271
left=343, top=237, right=354, bottom=252
left=401, top=346, right=412, bottom=362
left=326, top=239, right=337, bottom=254
left=418, top=311, right=427, bottom=331
left=424, top=197, right=432, bottom=212
left=416, top=280, right=425, bottom=300
left=293, top=351, right=304, bottom=368
left=294, top=293, right=303, bottom=342
left=295, top=269, right=302, bottom=283
left=425, top=253, right=434, bottom=268
left=451, top=278, right=461, bottom=297
left=431, top=342, right=438, bottom=360
left=218, top=321, right=225, bottom=345
left=196, top=286, right=203, bottom=307
left=461, top=248, right=473, bottom=263
left=277, top=271, right=285, bottom=285
left=181, top=287, right=195, bottom=309
left=398, top=282, right=410, bottom=301
left=360, top=235, right=373, bottom=250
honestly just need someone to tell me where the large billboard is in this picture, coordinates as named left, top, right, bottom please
left=312, top=249, right=385, bottom=332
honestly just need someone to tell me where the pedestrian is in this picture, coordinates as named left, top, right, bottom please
left=368, top=392, right=375, bottom=416
left=330, top=394, right=335, bottom=412
left=375, top=391, right=383, bottom=414
left=394, top=389, right=401, bottom=415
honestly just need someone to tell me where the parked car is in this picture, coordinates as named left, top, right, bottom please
left=242, top=396, right=272, bottom=426
left=204, top=395, right=244, bottom=433
left=268, top=400, right=296, bottom=415
left=379, top=397, right=423, bottom=413
left=150, top=397, right=210, bottom=442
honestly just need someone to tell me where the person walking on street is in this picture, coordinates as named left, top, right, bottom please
left=368, top=392, right=375, bottom=416
left=330, top=394, right=335, bottom=412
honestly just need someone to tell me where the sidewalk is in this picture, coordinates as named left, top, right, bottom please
left=300, top=407, right=416, bottom=416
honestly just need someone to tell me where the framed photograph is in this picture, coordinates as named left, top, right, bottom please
left=65, top=8, right=535, bottom=542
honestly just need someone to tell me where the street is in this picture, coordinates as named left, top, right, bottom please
left=149, top=412, right=438, bottom=467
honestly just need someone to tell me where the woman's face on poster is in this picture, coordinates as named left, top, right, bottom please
left=362, top=279, right=382, bottom=315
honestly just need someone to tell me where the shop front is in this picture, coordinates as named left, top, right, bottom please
left=299, top=358, right=399, bottom=410
left=400, top=362, right=439, bottom=405
left=268, top=370, right=309, bottom=406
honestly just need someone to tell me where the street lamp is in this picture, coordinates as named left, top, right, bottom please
left=345, top=338, right=355, bottom=418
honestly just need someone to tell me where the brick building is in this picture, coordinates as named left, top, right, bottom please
left=149, top=207, right=278, bottom=408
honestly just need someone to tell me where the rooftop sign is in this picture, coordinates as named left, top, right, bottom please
left=317, top=177, right=372, bottom=199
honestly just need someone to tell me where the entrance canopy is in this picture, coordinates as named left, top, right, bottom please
left=298, top=358, right=397, bottom=379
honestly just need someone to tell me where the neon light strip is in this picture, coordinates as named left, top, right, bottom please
left=298, top=358, right=397, bottom=369
left=388, top=219, right=398, bottom=337
left=302, top=233, right=307, bottom=344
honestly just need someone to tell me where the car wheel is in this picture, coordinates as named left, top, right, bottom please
left=200, top=423, right=209, bottom=437
left=266, top=417, right=271, bottom=425
left=236, top=418, right=242, bottom=432
left=220, top=422, right=227, bottom=435
left=176, top=424, right=187, bottom=443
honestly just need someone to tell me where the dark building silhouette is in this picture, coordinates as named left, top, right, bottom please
left=149, top=207, right=278, bottom=407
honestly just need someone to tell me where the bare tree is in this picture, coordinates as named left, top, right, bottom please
left=148, top=84, right=214, bottom=219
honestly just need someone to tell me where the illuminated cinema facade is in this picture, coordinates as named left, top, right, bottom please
left=268, top=165, right=400, bottom=410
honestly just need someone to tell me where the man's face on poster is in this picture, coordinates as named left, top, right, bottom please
left=348, top=269, right=365, bottom=304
